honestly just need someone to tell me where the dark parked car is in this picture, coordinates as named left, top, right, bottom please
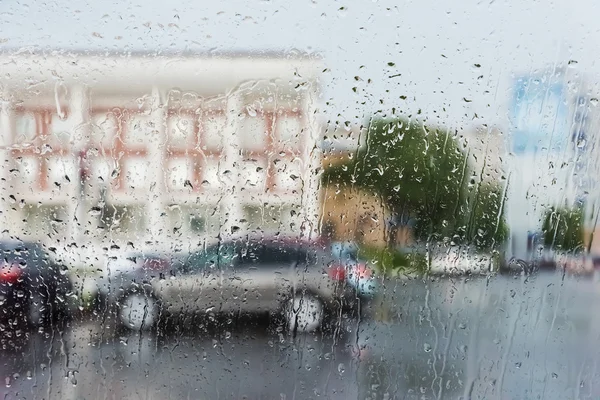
left=103, top=236, right=376, bottom=333
left=0, top=240, right=74, bottom=328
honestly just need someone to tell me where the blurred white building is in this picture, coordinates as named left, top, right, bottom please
left=0, top=50, right=323, bottom=262
left=505, top=65, right=600, bottom=259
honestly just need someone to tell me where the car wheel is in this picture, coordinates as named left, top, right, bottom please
left=285, top=293, right=324, bottom=333
left=118, top=292, right=160, bottom=331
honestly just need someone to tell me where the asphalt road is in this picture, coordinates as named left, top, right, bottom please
left=2, top=272, right=600, bottom=399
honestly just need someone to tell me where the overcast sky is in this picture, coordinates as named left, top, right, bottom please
left=1, top=0, right=599, bottom=131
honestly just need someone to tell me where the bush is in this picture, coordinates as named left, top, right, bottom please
left=357, top=245, right=428, bottom=276
left=542, top=206, right=584, bottom=252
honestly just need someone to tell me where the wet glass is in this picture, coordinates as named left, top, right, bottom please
left=1, top=1, right=599, bottom=399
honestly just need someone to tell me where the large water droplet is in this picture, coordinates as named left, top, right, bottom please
left=246, top=105, right=257, bottom=117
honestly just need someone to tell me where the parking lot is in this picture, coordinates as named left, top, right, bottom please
left=2, top=272, right=600, bottom=399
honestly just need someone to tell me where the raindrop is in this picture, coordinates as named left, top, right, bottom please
left=246, top=105, right=257, bottom=117
left=41, top=144, right=53, bottom=155
left=89, top=207, right=102, bottom=216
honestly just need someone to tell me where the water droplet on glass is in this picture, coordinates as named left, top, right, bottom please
left=246, top=105, right=257, bottom=117
left=41, top=144, right=53, bottom=155
left=89, top=206, right=102, bottom=216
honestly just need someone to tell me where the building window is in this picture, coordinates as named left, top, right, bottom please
left=166, top=110, right=224, bottom=192
left=125, top=113, right=154, bottom=147
left=98, top=203, right=146, bottom=236
left=167, top=204, right=220, bottom=235
left=275, top=113, right=304, bottom=151
left=22, top=203, right=68, bottom=239
left=273, top=157, right=303, bottom=192
left=203, top=112, right=227, bottom=150
left=91, top=109, right=149, bottom=191
left=243, top=204, right=291, bottom=231
left=240, top=158, right=268, bottom=191
left=12, top=110, right=72, bottom=192
left=239, top=115, right=268, bottom=151
left=46, top=157, right=77, bottom=188
left=15, top=112, right=38, bottom=143
left=201, top=157, right=221, bottom=189
left=91, top=112, right=118, bottom=149
left=123, top=157, right=150, bottom=189
left=166, top=113, right=196, bottom=149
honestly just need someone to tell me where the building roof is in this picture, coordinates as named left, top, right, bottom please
left=0, top=47, right=322, bottom=60
left=0, top=49, right=323, bottom=98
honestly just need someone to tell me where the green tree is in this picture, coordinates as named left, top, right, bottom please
left=323, top=117, right=508, bottom=250
left=461, top=182, right=509, bottom=249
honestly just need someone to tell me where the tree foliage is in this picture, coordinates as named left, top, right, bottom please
left=460, top=182, right=509, bottom=249
left=323, top=117, right=508, bottom=250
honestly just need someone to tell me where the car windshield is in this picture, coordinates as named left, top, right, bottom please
left=186, top=242, right=237, bottom=270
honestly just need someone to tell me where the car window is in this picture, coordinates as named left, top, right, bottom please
left=184, top=242, right=237, bottom=273
left=0, top=242, right=50, bottom=268
left=235, top=242, right=315, bottom=268
left=236, top=242, right=266, bottom=267
left=265, top=247, right=298, bottom=264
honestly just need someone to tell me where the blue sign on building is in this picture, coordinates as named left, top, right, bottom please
left=510, top=76, right=570, bottom=155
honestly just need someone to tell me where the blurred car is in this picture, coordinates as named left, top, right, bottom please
left=499, top=250, right=594, bottom=276
left=0, top=240, right=74, bottom=328
left=330, top=242, right=378, bottom=296
left=429, top=247, right=494, bottom=275
left=557, top=253, right=594, bottom=276
left=104, top=236, right=373, bottom=333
